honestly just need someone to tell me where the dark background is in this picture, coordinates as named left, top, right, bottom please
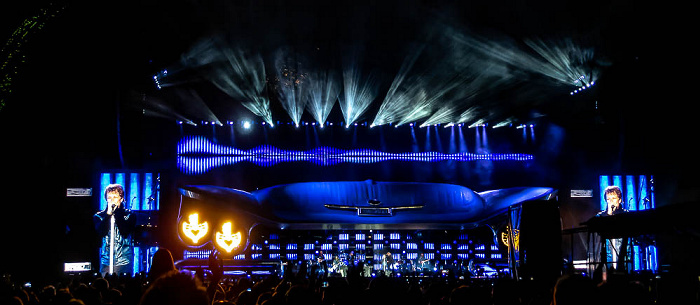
left=0, top=0, right=695, bottom=283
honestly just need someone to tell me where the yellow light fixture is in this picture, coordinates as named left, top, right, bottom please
left=500, top=225, right=520, bottom=252
left=215, top=221, right=242, bottom=253
left=182, top=213, right=209, bottom=244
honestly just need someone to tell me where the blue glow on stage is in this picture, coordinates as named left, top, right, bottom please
left=129, top=173, right=140, bottom=210
left=176, top=136, right=534, bottom=174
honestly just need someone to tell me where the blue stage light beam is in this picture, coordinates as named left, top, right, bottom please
left=458, top=125, right=467, bottom=153
left=179, top=36, right=274, bottom=126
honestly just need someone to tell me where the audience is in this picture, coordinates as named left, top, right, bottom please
left=146, top=248, right=176, bottom=285
left=139, top=270, right=209, bottom=305
left=0, top=262, right=683, bottom=305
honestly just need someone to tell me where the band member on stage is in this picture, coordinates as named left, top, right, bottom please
left=315, top=250, right=328, bottom=278
left=330, top=255, right=347, bottom=277
left=597, top=186, right=627, bottom=217
left=347, top=250, right=362, bottom=277
left=94, top=184, right=136, bottom=276
left=415, top=253, right=429, bottom=272
left=595, top=185, right=630, bottom=274
left=383, top=251, right=394, bottom=276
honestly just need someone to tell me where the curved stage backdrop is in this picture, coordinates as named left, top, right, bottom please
left=90, top=122, right=657, bottom=277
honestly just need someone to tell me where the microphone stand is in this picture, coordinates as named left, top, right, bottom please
left=109, top=209, right=115, bottom=274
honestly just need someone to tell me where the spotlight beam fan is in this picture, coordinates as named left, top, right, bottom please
left=272, top=48, right=309, bottom=126
left=339, top=52, right=380, bottom=127
left=373, top=59, right=467, bottom=127
left=306, top=70, right=340, bottom=126
left=452, top=30, right=598, bottom=89
left=180, top=36, right=273, bottom=126
left=523, top=38, right=597, bottom=87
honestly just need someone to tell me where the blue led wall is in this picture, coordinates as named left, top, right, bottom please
left=99, top=172, right=161, bottom=275
left=182, top=228, right=508, bottom=276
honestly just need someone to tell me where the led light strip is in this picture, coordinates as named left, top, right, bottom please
left=177, top=136, right=534, bottom=174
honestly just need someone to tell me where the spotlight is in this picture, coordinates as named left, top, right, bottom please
left=243, top=121, right=251, bottom=129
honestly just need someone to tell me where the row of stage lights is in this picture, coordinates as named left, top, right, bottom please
left=570, top=75, right=596, bottom=95
left=179, top=120, right=535, bottom=130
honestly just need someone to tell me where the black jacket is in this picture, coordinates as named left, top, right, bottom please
left=94, top=207, right=136, bottom=266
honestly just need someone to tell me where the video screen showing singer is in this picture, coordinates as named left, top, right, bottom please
left=94, top=184, right=136, bottom=276
left=595, top=185, right=630, bottom=274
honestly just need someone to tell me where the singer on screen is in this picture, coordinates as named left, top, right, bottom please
left=94, top=183, right=136, bottom=276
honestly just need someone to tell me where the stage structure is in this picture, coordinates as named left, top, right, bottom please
left=174, top=180, right=557, bottom=278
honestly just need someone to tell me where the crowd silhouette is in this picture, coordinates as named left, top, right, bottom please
left=0, top=248, right=680, bottom=305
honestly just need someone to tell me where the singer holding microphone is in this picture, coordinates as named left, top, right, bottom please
left=94, top=183, right=136, bottom=276
left=594, top=185, right=630, bottom=277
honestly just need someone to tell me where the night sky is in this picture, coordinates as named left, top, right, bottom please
left=0, top=0, right=693, bottom=282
